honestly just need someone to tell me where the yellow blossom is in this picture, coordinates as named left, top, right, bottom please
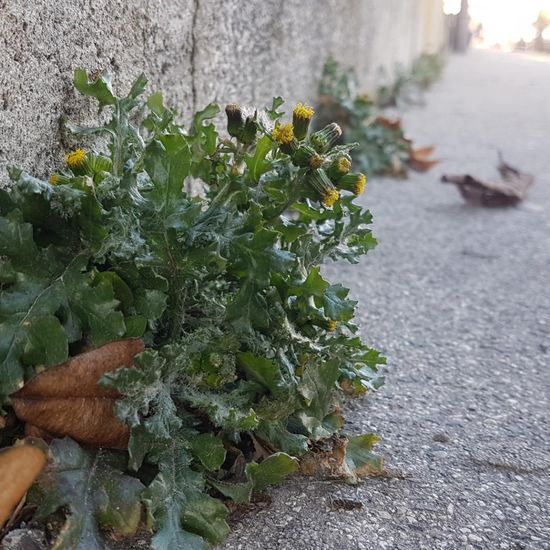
left=272, top=123, right=294, bottom=145
left=293, top=103, right=315, bottom=140
left=327, top=320, right=337, bottom=332
left=49, top=174, right=60, bottom=185
left=65, top=148, right=87, bottom=169
left=355, top=173, right=366, bottom=195
left=309, top=154, right=323, bottom=169
left=337, top=157, right=351, bottom=174
left=293, top=103, right=314, bottom=120
left=322, top=188, right=340, bottom=208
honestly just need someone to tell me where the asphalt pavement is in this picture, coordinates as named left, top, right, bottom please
left=222, top=49, right=550, bottom=550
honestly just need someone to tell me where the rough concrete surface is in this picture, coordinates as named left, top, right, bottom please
left=221, top=50, right=550, bottom=549
left=0, top=0, right=443, bottom=183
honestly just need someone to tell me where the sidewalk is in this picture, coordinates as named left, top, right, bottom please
left=222, top=50, right=550, bottom=549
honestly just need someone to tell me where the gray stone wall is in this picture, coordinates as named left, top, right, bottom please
left=0, top=0, right=444, bottom=182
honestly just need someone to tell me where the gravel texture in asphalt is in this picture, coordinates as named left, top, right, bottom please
left=222, top=50, right=550, bottom=550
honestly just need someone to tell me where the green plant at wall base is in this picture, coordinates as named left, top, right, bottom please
left=0, top=70, right=385, bottom=548
left=376, top=52, right=445, bottom=108
left=316, top=59, right=412, bottom=176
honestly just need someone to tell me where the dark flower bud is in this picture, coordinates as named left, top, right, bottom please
left=240, top=113, right=258, bottom=145
left=225, top=104, right=245, bottom=139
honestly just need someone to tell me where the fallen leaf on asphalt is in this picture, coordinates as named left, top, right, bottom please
left=328, top=497, right=364, bottom=511
left=299, top=434, right=384, bottom=482
left=374, top=116, right=402, bottom=130
left=441, top=154, right=534, bottom=207
left=10, top=339, right=144, bottom=449
left=408, top=145, right=440, bottom=172
left=0, top=440, right=48, bottom=527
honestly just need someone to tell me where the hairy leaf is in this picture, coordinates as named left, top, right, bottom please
left=34, top=438, right=144, bottom=549
left=143, top=436, right=229, bottom=549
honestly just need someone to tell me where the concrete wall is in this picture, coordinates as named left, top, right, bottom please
left=0, top=0, right=444, bottom=182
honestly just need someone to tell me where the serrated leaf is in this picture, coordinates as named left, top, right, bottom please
left=290, top=266, right=329, bottom=301
left=237, top=352, right=283, bottom=394
left=208, top=478, right=253, bottom=504
left=226, top=280, right=271, bottom=332
left=127, top=73, right=148, bottom=101
left=245, top=135, right=272, bottom=182
left=144, top=134, right=192, bottom=213
left=265, top=96, right=285, bottom=120
left=34, top=438, right=144, bottom=550
left=229, top=229, right=294, bottom=288
left=181, top=385, right=259, bottom=432
left=245, top=453, right=298, bottom=491
left=134, top=289, right=168, bottom=320
left=298, top=360, right=340, bottom=436
left=143, top=435, right=229, bottom=549
left=255, top=420, right=309, bottom=456
left=192, top=103, right=220, bottom=131
left=190, top=433, right=226, bottom=472
left=344, top=434, right=384, bottom=478
left=102, top=349, right=182, bottom=465
left=181, top=493, right=230, bottom=545
left=212, top=452, right=298, bottom=505
left=73, top=69, right=116, bottom=107
left=0, top=214, right=127, bottom=400
left=323, top=284, right=356, bottom=321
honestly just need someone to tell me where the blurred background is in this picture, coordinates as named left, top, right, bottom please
left=446, top=0, right=550, bottom=52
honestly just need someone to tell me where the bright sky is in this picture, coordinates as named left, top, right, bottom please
left=443, top=0, right=550, bottom=46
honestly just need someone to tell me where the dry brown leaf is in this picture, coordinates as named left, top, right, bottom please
left=250, top=435, right=275, bottom=463
left=441, top=155, right=534, bottom=207
left=10, top=339, right=144, bottom=449
left=0, top=440, right=47, bottom=527
left=408, top=146, right=439, bottom=172
left=410, top=146, right=435, bottom=160
left=299, top=436, right=347, bottom=477
left=374, top=116, right=402, bottom=130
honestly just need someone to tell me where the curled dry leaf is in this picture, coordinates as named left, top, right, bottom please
left=374, top=116, right=402, bottom=131
left=0, top=439, right=47, bottom=527
left=10, top=339, right=144, bottom=449
left=299, top=435, right=348, bottom=477
left=408, top=145, right=439, bottom=172
left=441, top=155, right=534, bottom=207
left=299, top=434, right=384, bottom=483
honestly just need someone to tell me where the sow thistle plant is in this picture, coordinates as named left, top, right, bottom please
left=0, top=69, right=385, bottom=548
left=316, top=58, right=438, bottom=176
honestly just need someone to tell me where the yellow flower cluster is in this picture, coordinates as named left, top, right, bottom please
left=322, top=188, right=340, bottom=208
left=309, top=154, right=323, bottom=169
left=355, top=173, right=367, bottom=196
left=272, top=123, right=294, bottom=145
left=49, top=174, right=60, bottom=185
left=65, top=148, right=87, bottom=169
left=293, top=103, right=315, bottom=121
left=337, top=157, right=351, bottom=174
left=327, top=320, right=337, bottom=332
